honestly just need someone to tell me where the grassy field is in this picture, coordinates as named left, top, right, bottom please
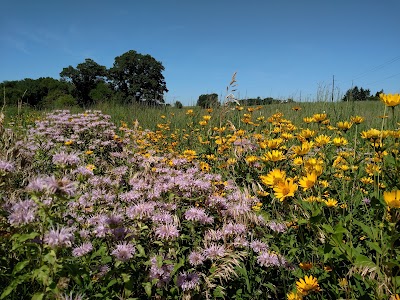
left=1, top=99, right=400, bottom=299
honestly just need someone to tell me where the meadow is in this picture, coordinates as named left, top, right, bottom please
left=1, top=96, right=400, bottom=300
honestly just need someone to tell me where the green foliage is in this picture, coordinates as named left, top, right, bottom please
left=342, top=86, right=381, bottom=102
left=54, top=94, right=77, bottom=108
left=197, top=93, right=219, bottom=108
left=109, top=50, right=168, bottom=104
left=174, top=101, right=183, bottom=109
left=60, top=58, right=107, bottom=107
left=2, top=78, right=70, bottom=107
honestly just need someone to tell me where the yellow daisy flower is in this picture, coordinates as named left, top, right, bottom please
left=296, top=275, right=320, bottom=295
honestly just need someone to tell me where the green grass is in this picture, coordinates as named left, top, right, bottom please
left=2, top=100, right=393, bottom=132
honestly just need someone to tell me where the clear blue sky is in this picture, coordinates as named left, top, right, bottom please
left=1, top=0, right=400, bottom=105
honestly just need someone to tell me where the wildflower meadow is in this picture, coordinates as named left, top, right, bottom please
left=1, top=93, right=400, bottom=299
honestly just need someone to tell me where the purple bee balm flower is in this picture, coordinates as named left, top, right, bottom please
left=111, top=242, right=135, bottom=262
left=267, top=221, right=287, bottom=233
left=44, top=226, right=75, bottom=248
left=8, top=199, right=38, bottom=226
left=149, top=256, right=174, bottom=286
left=222, top=222, right=247, bottom=235
left=151, top=212, right=174, bottom=224
left=154, top=224, right=180, bottom=240
left=72, top=242, right=93, bottom=257
left=362, top=197, right=371, bottom=205
left=52, top=151, right=81, bottom=167
left=184, top=207, right=214, bottom=224
left=256, top=251, right=287, bottom=268
left=0, top=159, right=15, bottom=172
left=188, top=250, right=205, bottom=266
left=203, top=244, right=226, bottom=259
left=27, top=175, right=59, bottom=194
left=126, top=202, right=155, bottom=220
left=250, top=240, right=269, bottom=253
left=177, top=272, right=200, bottom=291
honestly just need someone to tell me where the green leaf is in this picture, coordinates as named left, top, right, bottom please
left=353, top=219, right=376, bottom=240
left=32, top=265, right=50, bottom=285
left=12, top=260, right=30, bottom=275
left=11, top=232, right=39, bottom=250
left=235, top=265, right=251, bottom=293
left=31, top=292, right=44, bottom=300
left=365, top=241, right=383, bottom=255
left=136, top=244, right=146, bottom=257
left=43, top=249, right=57, bottom=265
left=121, top=273, right=130, bottom=283
left=321, top=224, right=334, bottom=234
left=143, top=282, right=152, bottom=297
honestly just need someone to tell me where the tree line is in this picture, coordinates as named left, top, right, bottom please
left=1, top=50, right=168, bottom=108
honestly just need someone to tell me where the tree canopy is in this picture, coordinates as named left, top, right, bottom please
left=60, top=58, right=107, bottom=106
left=109, top=50, right=168, bottom=104
left=196, top=93, right=219, bottom=108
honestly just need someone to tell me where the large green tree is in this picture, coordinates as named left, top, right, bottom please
left=60, top=58, right=107, bottom=106
left=197, top=93, right=219, bottom=108
left=109, top=50, right=168, bottom=104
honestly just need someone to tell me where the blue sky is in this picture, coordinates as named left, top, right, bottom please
left=1, top=0, right=400, bottom=105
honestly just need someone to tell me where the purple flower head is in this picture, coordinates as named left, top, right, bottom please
left=222, top=222, right=247, bottom=236
left=72, top=242, right=93, bottom=257
left=256, top=251, right=287, bottom=268
left=8, top=199, right=37, bottom=226
left=0, top=159, right=15, bottom=173
left=177, top=272, right=200, bottom=291
left=188, top=250, right=205, bottom=266
left=154, top=224, right=180, bottom=240
left=250, top=240, right=269, bottom=253
left=184, top=207, right=214, bottom=224
left=362, top=197, right=371, bottom=205
left=267, top=221, right=287, bottom=233
left=111, top=242, right=135, bottom=262
left=149, top=256, right=174, bottom=286
left=52, top=151, right=81, bottom=167
left=106, top=213, right=123, bottom=226
left=27, top=175, right=59, bottom=194
left=151, top=212, right=174, bottom=224
left=44, top=226, right=75, bottom=248
left=203, top=244, right=226, bottom=259
left=126, top=202, right=155, bottom=220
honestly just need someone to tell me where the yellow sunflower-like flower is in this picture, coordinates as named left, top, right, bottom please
left=324, top=198, right=338, bottom=207
left=380, top=93, right=400, bottom=107
left=351, top=115, right=365, bottom=124
left=287, top=290, right=303, bottom=300
left=332, top=137, right=348, bottom=146
left=260, top=169, right=286, bottom=187
left=199, top=162, right=210, bottom=172
left=303, top=117, right=314, bottom=123
left=312, top=113, right=327, bottom=123
left=292, top=141, right=314, bottom=156
left=390, top=294, right=400, bottom=300
left=273, top=178, right=298, bottom=202
left=296, top=275, right=320, bottom=295
left=314, top=134, right=331, bottom=146
left=383, top=190, right=400, bottom=208
left=336, top=121, right=353, bottom=132
left=299, top=262, right=313, bottom=270
left=86, top=164, right=96, bottom=171
left=262, top=150, right=286, bottom=162
left=298, top=172, right=317, bottom=191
